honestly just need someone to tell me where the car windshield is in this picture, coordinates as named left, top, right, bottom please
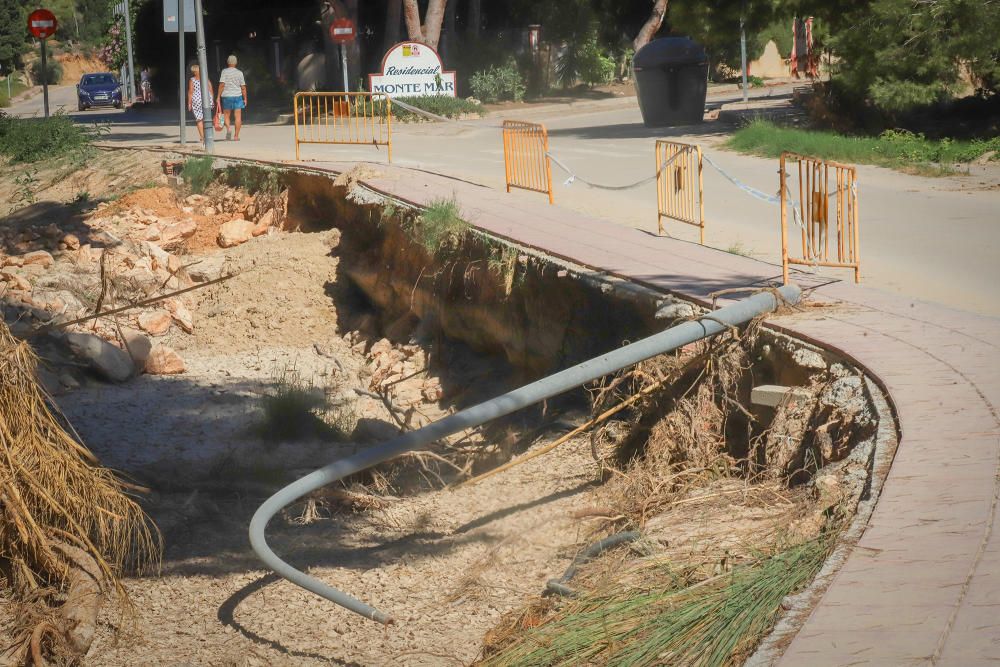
left=82, top=75, right=116, bottom=86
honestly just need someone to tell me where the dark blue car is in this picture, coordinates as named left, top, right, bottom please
left=76, top=72, right=123, bottom=111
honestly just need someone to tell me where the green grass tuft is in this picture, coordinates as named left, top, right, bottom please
left=254, top=368, right=354, bottom=444
left=0, top=112, right=95, bottom=164
left=482, top=536, right=832, bottom=667
left=181, top=156, right=215, bottom=194
left=411, top=196, right=469, bottom=254
left=727, top=118, right=1000, bottom=173
left=0, top=75, right=29, bottom=108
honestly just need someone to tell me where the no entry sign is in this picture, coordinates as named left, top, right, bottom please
left=329, top=18, right=355, bottom=44
left=28, top=9, right=57, bottom=40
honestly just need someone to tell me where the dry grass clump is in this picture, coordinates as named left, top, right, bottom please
left=0, top=321, right=160, bottom=661
left=479, top=318, right=849, bottom=666
left=591, top=320, right=762, bottom=526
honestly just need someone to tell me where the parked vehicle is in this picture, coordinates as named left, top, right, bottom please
left=76, top=73, right=122, bottom=111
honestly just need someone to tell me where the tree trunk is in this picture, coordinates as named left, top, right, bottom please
left=384, top=0, right=402, bottom=52
left=400, top=0, right=448, bottom=49
left=346, top=0, right=360, bottom=90
left=633, top=0, right=668, bottom=51
left=402, top=0, right=423, bottom=41
left=422, top=0, right=448, bottom=49
left=441, top=0, right=457, bottom=60
left=468, top=0, right=481, bottom=36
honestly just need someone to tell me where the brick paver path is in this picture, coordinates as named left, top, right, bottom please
left=302, top=159, right=1000, bottom=663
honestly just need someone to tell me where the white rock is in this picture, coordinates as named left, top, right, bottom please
left=64, top=332, right=134, bottom=382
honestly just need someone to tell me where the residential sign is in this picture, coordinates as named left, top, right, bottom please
left=369, top=42, right=456, bottom=98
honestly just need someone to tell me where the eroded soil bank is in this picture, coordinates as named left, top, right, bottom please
left=0, top=155, right=893, bottom=666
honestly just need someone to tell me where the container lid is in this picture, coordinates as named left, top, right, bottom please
left=633, top=37, right=708, bottom=68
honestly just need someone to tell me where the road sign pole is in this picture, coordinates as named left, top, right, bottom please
left=40, top=38, right=49, bottom=118
left=740, top=1, right=748, bottom=105
left=193, top=0, right=214, bottom=152
left=178, top=0, right=185, bottom=144
left=123, top=0, right=137, bottom=103
left=341, top=44, right=349, bottom=92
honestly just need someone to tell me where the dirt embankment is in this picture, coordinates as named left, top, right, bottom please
left=1, top=156, right=886, bottom=666
left=57, top=53, right=108, bottom=84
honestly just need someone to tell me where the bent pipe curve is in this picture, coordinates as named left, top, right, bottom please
left=249, top=284, right=801, bottom=624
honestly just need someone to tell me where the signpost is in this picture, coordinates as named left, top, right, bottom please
left=164, top=0, right=195, bottom=145
left=329, top=18, right=355, bottom=92
left=28, top=9, right=57, bottom=118
left=369, top=42, right=457, bottom=98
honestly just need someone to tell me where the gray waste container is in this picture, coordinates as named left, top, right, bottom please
left=633, top=37, right=709, bottom=127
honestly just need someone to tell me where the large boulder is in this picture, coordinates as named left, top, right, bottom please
left=64, top=333, right=134, bottom=382
left=217, top=219, right=254, bottom=248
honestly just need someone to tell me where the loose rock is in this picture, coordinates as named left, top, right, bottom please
left=64, top=332, right=134, bottom=382
left=138, top=310, right=173, bottom=336
left=218, top=219, right=255, bottom=248
left=22, top=250, right=55, bottom=268
left=145, top=345, right=185, bottom=374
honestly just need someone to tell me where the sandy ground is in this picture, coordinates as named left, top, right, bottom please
left=1, top=153, right=870, bottom=665
left=34, top=207, right=600, bottom=666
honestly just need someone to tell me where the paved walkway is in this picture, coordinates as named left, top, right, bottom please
left=310, top=160, right=1000, bottom=664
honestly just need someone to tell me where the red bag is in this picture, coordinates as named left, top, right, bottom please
left=213, top=107, right=223, bottom=132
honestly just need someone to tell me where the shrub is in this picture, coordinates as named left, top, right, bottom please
left=470, top=62, right=526, bottom=103
left=0, top=112, right=91, bottom=163
left=254, top=368, right=353, bottom=444
left=384, top=95, right=484, bottom=121
left=557, top=33, right=615, bottom=88
left=411, top=196, right=468, bottom=254
left=29, top=57, right=62, bottom=85
left=181, top=156, right=214, bottom=193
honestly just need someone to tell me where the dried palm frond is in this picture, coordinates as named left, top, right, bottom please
left=0, top=320, right=161, bottom=606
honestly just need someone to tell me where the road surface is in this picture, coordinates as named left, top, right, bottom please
left=10, top=85, right=1000, bottom=317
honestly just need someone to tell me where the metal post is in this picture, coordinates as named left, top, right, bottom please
left=40, top=38, right=49, bottom=118
left=340, top=44, right=349, bottom=92
left=272, top=36, right=281, bottom=79
left=178, top=0, right=185, bottom=144
left=250, top=284, right=802, bottom=624
left=740, top=14, right=749, bottom=105
left=123, top=0, right=137, bottom=103
left=193, top=0, right=214, bottom=152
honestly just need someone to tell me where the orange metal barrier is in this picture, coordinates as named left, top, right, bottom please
left=502, top=120, right=554, bottom=204
left=780, top=152, right=860, bottom=283
left=655, top=140, right=705, bottom=243
left=293, top=92, right=392, bottom=162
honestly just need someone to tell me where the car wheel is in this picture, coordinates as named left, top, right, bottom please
left=78, top=103, right=86, bottom=111
left=114, top=101, right=122, bottom=109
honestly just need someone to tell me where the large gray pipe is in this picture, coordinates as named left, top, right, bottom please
left=250, top=284, right=801, bottom=624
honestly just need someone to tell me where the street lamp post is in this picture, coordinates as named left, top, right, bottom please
left=193, top=0, right=214, bottom=152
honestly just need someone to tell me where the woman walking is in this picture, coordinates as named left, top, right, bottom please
left=216, top=55, right=247, bottom=141
left=186, top=63, right=214, bottom=145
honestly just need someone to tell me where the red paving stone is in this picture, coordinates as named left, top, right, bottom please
left=309, top=160, right=1000, bottom=664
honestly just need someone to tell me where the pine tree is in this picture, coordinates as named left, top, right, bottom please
left=820, top=0, right=1000, bottom=113
left=0, top=0, right=29, bottom=72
